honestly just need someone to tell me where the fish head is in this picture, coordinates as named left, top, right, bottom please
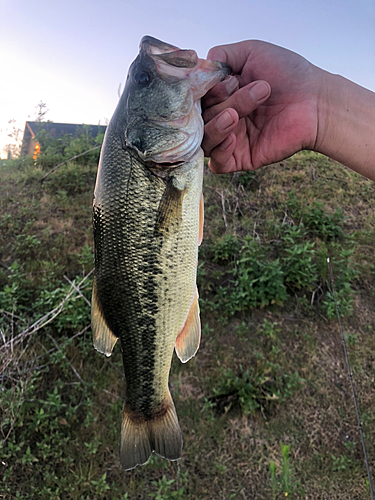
left=117, top=36, right=231, bottom=165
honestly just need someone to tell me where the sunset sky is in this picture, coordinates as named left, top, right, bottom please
left=1, top=0, right=374, bottom=158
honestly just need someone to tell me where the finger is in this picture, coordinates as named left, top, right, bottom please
left=202, top=109, right=238, bottom=157
left=206, top=46, right=228, bottom=64
left=208, top=133, right=237, bottom=174
left=202, top=75, right=239, bottom=109
left=203, top=80, right=271, bottom=124
left=207, top=40, right=262, bottom=73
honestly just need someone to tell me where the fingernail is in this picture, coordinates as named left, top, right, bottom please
left=220, top=134, right=234, bottom=151
left=249, top=82, right=269, bottom=102
left=216, top=111, right=234, bottom=131
left=224, top=76, right=239, bottom=95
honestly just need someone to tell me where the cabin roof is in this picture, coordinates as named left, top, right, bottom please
left=20, top=121, right=107, bottom=156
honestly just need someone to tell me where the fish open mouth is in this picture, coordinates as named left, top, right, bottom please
left=140, top=36, right=231, bottom=101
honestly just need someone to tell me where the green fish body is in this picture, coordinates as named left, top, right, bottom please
left=91, top=36, right=230, bottom=470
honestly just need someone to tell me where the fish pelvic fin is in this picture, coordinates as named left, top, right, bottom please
left=91, top=278, right=118, bottom=356
left=120, top=392, right=182, bottom=471
left=175, top=287, right=201, bottom=363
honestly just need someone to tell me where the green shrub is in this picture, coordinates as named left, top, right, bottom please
left=225, top=236, right=287, bottom=312
left=322, top=248, right=357, bottom=319
left=299, top=202, right=345, bottom=240
left=33, top=277, right=91, bottom=332
left=213, top=361, right=304, bottom=416
left=282, top=241, right=318, bottom=290
left=0, top=261, right=35, bottom=316
left=212, top=233, right=240, bottom=264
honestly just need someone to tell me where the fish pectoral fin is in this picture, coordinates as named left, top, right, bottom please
left=120, top=392, right=182, bottom=471
left=175, top=287, right=201, bottom=363
left=91, top=279, right=118, bottom=357
left=198, top=192, right=204, bottom=246
left=154, top=178, right=184, bottom=233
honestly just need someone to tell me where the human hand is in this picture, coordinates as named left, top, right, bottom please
left=202, top=40, right=322, bottom=173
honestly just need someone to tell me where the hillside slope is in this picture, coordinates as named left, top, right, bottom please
left=1, top=152, right=375, bottom=499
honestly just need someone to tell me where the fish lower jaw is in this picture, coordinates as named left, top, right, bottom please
left=144, top=101, right=203, bottom=166
left=145, top=147, right=202, bottom=178
left=153, top=143, right=201, bottom=165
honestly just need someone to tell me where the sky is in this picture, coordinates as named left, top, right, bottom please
left=1, top=0, right=374, bottom=158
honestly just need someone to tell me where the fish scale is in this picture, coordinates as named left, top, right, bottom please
left=91, top=35, right=230, bottom=470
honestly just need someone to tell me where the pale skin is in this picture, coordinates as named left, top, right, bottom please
left=202, top=40, right=375, bottom=182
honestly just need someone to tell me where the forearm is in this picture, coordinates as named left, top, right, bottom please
left=315, top=68, right=375, bottom=181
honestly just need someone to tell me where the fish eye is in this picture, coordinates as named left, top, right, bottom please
left=133, top=71, right=151, bottom=86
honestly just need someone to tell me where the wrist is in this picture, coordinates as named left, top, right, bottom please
left=314, top=69, right=375, bottom=180
left=314, top=70, right=352, bottom=157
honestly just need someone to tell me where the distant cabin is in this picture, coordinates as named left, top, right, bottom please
left=20, top=121, right=107, bottom=159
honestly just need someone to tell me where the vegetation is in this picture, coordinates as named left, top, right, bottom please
left=1, top=144, right=375, bottom=499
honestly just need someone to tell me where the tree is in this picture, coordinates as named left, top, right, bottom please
left=34, top=101, right=49, bottom=122
left=1, top=119, right=22, bottom=159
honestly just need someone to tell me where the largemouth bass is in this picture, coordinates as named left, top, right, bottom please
left=91, top=36, right=230, bottom=471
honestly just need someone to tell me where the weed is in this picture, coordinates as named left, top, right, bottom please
left=213, top=360, right=304, bottom=417
left=286, top=195, right=345, bottom=240
left=282, top=241, right=318, bottom=290
left=269, top=445, right=305, bottom=498
left=330, top=453, right=353, bottom=472
left=149, top=473, right=187, bottom=499
left=33, top=276, right=91, bottom=331
left=303, top=202, right=345, bottom=240
left=237, top=170, right=258, bottom=188
left=321, top=248, right=357, bottom=319
left=259, top=319, right=280, bottom=339
left=0, top=260, right=35, bottom=316
left=212, top=320, right=304, bottom=417
left=212, top=233, right=240, bottom=264
left=235, top=237, right=287, bottom=307
left=91, top=472, right=111, bottom=495
left=215, top=236, right=287, bottom=314
left=78, top=244, right=94, bottom=274
left=1, top=147, right=374, bottom=499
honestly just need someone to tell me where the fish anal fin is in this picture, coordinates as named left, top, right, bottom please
left=91, top=279, right=118, bottom=357
left=154, top=178, right=184, bottom=233
left=198, top=192, right=204, bottom=246
left=120, top=392, right=182, bottom=471
left=175, top=288, right=201, bottom=363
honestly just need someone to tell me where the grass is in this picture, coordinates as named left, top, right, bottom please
left=1, top=148, right=375, bottom=499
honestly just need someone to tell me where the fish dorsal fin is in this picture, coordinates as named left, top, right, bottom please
left=154, top=178, right=184, bottom=233
left=198, top=192, right=204, bottom=246
left=175, top=288, right=201, bottom=363
left=91, top=278, right=118, bottom=357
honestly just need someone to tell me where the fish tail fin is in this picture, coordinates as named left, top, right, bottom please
left=120, top=392, right=182, bottom=470
left=149, top=392, right=182, bottom=462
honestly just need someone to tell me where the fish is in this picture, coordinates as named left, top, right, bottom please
left=91, top=35, right=231, bottom=471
